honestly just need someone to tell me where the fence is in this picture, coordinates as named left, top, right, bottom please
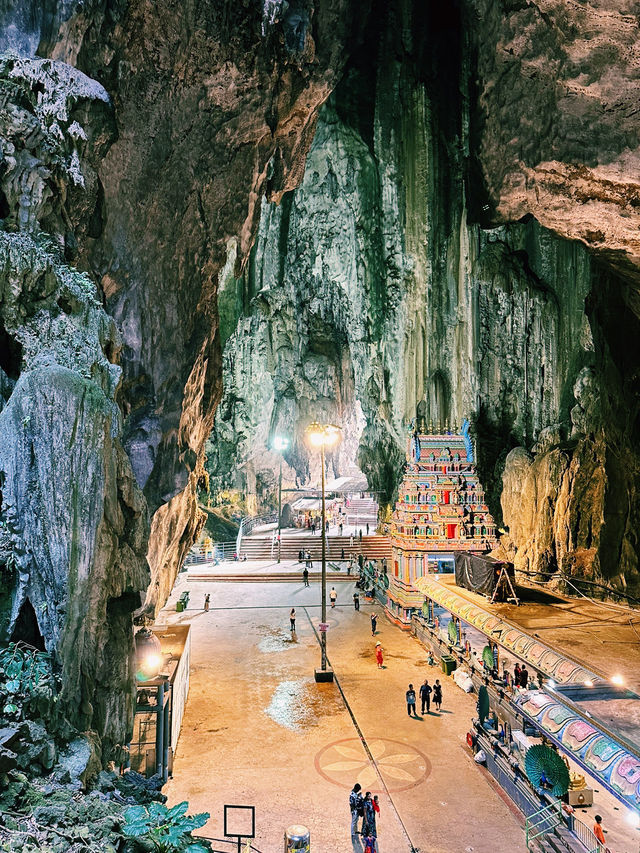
left=571, top=814, right=600, bottom=853
left=525, top=801, right=563, bottom=848
left=183, top=541, right=236, bottom=565
left=236, top=512, right=278, bottom=556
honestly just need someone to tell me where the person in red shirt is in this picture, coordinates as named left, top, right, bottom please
left=375, top=642, right=384, bottom=668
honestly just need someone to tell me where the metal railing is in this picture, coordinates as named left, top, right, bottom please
left=236, top=512, right=278, bottom=556
left=571, top=814, right=601, bottom=853
left=525, top=800, right=563, bottom=848
left=184, top=541, right=236, bottom=565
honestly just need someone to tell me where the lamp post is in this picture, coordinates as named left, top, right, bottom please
left=273, top=435, right=290, bottom=564
left=305, top=421, right=341, bottom=682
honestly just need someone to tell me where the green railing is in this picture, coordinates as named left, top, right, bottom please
left=525, top=800, right=563, bottom=848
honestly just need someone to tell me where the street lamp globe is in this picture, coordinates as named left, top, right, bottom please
left=134, top=627, right=163, bottom=681
left=273, top=435, right=290, bottom=452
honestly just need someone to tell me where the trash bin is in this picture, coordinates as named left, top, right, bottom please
left=284, top=825, right=310, bottom=852
left=176, top=600, right=184, bottom=613
left=441, top=654, right=457, bottom=675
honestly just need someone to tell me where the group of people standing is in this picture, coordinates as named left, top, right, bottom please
left=349, top=783, right=379, bottom=850
left=405, top=679, right=443, bottom=715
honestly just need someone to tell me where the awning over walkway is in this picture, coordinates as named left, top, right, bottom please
left=514, top=690, right=640, bottom=812
left=414, top=577, right=599, bottom=686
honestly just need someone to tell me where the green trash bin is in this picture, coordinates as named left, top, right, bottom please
left=441, top=654, right=457, bottom=676
left=176, top=600, right=184, bottom=613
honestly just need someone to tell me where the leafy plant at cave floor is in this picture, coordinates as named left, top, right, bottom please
left=0, top=641, right=59, bottom=721
left=122, top=801, right=211, bottom=852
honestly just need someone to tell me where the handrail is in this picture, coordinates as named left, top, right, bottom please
left=571, top=814, right=600, bottom=853
left=525, top=800, right=563, bottom=847
left=236, top=512, right=278, bottom=557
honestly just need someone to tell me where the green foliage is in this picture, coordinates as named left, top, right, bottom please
left=0, top=642, right=58, bottom=722
left=122, top=801, right=211, bottom=852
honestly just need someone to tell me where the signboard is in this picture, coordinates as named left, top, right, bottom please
left=318, top=622, right=329, bottom=633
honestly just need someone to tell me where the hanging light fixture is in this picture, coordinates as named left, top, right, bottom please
left=134, top=627, right=164, bottom=681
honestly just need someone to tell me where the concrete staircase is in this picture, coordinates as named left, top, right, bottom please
left=528, top=822, right=596, bottom=853
left=239, top=534, right=392, bottom=562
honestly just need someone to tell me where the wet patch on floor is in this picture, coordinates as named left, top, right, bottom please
left=265, top=679, right=344, bottom=731
left=257, top=625, right=297, bottom=653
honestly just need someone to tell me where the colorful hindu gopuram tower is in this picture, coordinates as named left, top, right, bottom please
left=387, top=421, right=499, bottom=626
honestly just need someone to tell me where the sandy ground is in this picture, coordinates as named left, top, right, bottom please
left=160, top=578, right=526, bottom=853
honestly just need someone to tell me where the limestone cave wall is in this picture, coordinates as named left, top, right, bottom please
left=1, top=0, right=639, bottom=762
left=209, top=0, right=640, bottom=595
left=0, top=0, right=368, bottom=756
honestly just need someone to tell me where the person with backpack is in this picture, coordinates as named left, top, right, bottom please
left=406, top=683, right=417, bottom=717
left=349, top=783, right=363, bottom=837
left=362, top=792, right=377, bottom=840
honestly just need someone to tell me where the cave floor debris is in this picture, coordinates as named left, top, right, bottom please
left=159, top=576, right=526, bottom=853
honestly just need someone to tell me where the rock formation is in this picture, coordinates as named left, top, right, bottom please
left=1, top=0, right=640, bottom=760
left=209, top=0, right=640, bottom=596
left=0, top=1, right=368, bottom=753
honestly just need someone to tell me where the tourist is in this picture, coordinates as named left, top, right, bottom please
left=290, top=608, right=296, bottom=631
left=306, top=550, right=312, bottom=569
left=341, top=547, right=345, bottom=560
left=298, top=549, right=303, bottom=562
left=303, top=566, right=309, bottom=586
left=406, top=683, right=417, bottom=716
left=350, top=534, right=354, bottom=550
left=325, top=519, right=329, bottom=533
left=593, top=815, right=606, bottom=850
left=311, top=519, right=316, bottom=535
left=514, top=663, right=521, bottom=686
left=347, top=559, right=353, bottom=576
left=363, top=834, right=376, bottom=853
left=375, top=642, right=384, bottom=668
left=362, top=792, right=377, bottom=842
left=370, top=612, right=377, bottom=636
left=420, top=679, right=432, bottom=714
left=358, top=553, right=364, bottom=572
left=427, top=649, right=435, bottom=666
left=349, top=783, right=364, bottom=837
left=353, top=591, right=360, bottom=611
left=382, top=557, right=387, bottom=572
left=359, top=528, right=363, bottom=542
left=373, top=795, right=380, bottom=818
left=339, top=522, right=343, bottom=536
left=330, top=587, right=337, bottom=607
left=203, top=593, right=210, bottom=612
left=433, top=679, right=443, bottom=711
left=366, top=522, right=370, bottom=535
left=520, top=665, right=529, bottom=689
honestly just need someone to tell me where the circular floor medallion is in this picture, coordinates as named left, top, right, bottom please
left=314, top=737, right=431, bottom=793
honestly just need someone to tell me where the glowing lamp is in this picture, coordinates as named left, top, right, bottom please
left=273, top=435, right=290, bottom=452
left=611, top=674, right=624, bottom=686
left=626, top=810, right=639, bottom=827
left=584, top=679, right=594, bottom=688
left=547, top=679, right=556, bottom=690
left=134, top=627, right=163, bottom=681
left=304, top=422, right=342, bottom=449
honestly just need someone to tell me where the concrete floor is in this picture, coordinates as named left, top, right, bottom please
left=160, top=578, right=526, bottom=853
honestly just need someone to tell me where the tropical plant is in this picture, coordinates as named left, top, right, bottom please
left=0, top=642, right=58, bottom=720
left=122, top=801, right=211, bottom=852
